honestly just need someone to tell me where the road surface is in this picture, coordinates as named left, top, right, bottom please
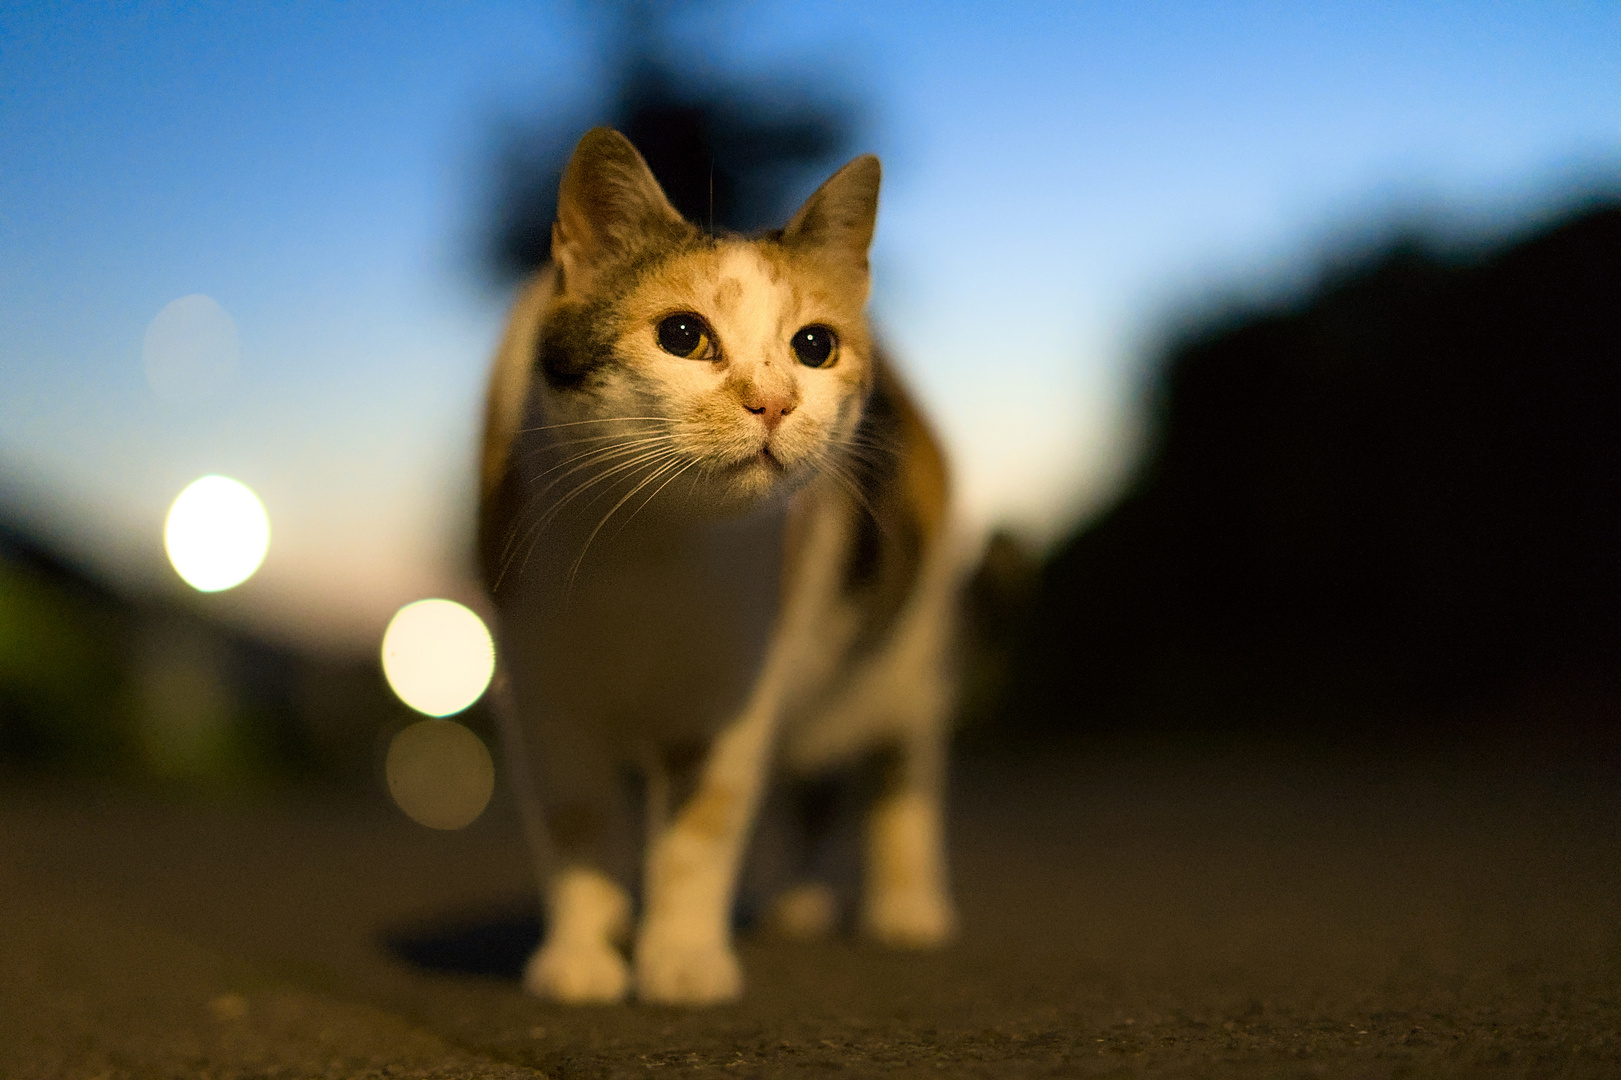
left=3, top=741, right=1618, bottom=1077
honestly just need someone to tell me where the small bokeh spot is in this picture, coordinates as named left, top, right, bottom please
left=381, top=599, right=495, bottom=717
left=385, top=718, right=495, bottom=830
left=143, top=294, right=239, bottom=404
left=163, top=476, right=270, bottom=593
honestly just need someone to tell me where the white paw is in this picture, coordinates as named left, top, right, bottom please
left=523, top=939, right=630, bottom=1004
left=763, top=882, right=839, bottom=940
left=634, top=928, right=743, bottom=1005
left=863, top=887, right=957, bottom=949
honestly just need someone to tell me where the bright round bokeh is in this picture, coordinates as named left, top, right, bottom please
left=385, top=718, right=495, bottom=829
left=164, top=475, right=270, bottom=592
left=381, top=599, right=495, bottom=717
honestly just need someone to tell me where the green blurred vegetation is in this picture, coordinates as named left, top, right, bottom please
left=0, top=542, right=133, bottom=770
left=0, top=530, right=412, bottom=788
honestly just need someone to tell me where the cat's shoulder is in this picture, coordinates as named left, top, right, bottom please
left=477, top=265, right=557, bottom=585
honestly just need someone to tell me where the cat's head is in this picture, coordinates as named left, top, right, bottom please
left=522, top=127, right=880, bottom=516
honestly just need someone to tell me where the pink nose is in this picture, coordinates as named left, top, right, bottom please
left=742, top=393, right=797, bottom=433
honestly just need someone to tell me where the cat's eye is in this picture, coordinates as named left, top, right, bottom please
left=656, top=313, right=715, bottom=360
left=791, top=324, right=838, bottom=368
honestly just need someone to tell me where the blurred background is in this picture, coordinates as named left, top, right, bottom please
left=3, top=0, right=1620, bottom=790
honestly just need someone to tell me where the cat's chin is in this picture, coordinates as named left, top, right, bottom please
left=683, top=451, right=811, bottom=519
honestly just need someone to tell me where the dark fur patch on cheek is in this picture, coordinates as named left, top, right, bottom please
left=536, top=301, right=618, bottom=391
left=538, top=241, right=715, bottom=392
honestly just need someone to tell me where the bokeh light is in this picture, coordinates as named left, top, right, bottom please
left=164, top=476, right=270, bottom=592
left=384, top=718, right=495, bottom=830
left=380, top=599, right=495, bottom=717
left=143, top=294, right=240, bottom=404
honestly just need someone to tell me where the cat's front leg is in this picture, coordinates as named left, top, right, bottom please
left=525, top=865, right=632, bottom=1003
left=634, top=815, right=744, bottom=1005
left=504, top=703, right=637, bottom=1004
left=634, top=709, right=775, bottom=1004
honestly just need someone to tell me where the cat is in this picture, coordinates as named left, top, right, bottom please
left=477, top=127, right=961, bottom=1006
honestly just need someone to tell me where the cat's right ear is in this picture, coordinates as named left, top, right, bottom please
left=552, top=128, right=685, bottom=298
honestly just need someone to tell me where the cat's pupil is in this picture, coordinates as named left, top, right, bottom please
left=792, top=325, right=837, bottom=368
left=657, top=314, right=708, bottom=358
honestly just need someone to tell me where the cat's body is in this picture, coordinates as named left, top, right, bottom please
left=478, top=129, right=959, bottom=1005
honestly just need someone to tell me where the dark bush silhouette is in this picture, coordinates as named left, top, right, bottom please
left=486, top=2, right=858, bottom=284
left=1018, top=204, right=1621, bottom=745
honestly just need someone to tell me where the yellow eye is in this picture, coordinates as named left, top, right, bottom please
left=791, top=324, right=837, bottom=368
left=656, top=313, right=714, bottom=359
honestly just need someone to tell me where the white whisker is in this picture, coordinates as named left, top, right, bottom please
left=515, top=416, right=679, bottom=435
left=565, top=454, right=691, bottom=588
left=525, top=435, right=682, bottom=493
left=517, top=430, right=667, bottom=461
left=611, top=455, right=702, bottom=542
left=496, top=437, right=675, bottom=574
left=812, top=449, right=890, bottom=535
left=516, top=448, right=686, bottom=577
left=497, top=446, right=684, bottom=587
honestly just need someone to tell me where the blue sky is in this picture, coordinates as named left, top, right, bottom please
left=3, top=1, right=1618, bottom=652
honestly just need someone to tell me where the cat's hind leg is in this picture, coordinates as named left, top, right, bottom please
left=776, top=651, right=959, bottom=948
left=785, top=621, right=959, bottom=947
left=862, top=729, right=957, bottom=948
left=753, top=772, right=865, bottom=940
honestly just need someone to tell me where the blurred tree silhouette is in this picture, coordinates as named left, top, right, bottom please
left=1014, top=203, right=1621, bottom=749
left=485, top=0, right=860, bottom=285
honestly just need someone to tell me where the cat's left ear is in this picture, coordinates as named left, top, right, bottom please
left=781, top=155, right=881, bottom=278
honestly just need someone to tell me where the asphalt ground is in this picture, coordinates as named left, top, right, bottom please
left=3, top=739, right=1619, bottom=1078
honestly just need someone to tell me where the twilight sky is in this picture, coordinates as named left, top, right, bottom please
left=3, top=1, right=1618, bottom=653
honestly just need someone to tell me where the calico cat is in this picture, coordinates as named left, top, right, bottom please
left=478, top=128, right=960, bottom=1005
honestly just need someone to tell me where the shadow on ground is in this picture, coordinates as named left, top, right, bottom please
left=384, top=905, right=541, bottom=981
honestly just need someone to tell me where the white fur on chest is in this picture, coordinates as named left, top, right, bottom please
left=497, top=486, right=788, bottom=747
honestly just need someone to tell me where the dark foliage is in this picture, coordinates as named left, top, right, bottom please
left=1014, top=204, right=1621, bottom=745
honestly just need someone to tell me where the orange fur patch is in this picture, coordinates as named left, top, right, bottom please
left=678, top=783, right=737, bottom=840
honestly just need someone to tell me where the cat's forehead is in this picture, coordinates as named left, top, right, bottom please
left=700, top=245, right=779, bottom=314
left=634, top=240, right=854, bottom=324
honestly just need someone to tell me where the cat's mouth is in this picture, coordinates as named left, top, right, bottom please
left=722, top=444, right=787, bottom=475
